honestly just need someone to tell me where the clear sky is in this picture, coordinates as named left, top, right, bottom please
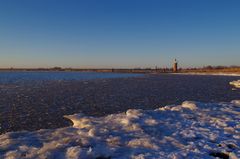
left=0, top=0, right=239, bottom=68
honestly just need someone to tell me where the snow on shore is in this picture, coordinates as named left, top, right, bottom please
left=230, top=80, right=240, bottom=88
left=0, top=101, right=240, bottom=159
left=172, top=73, right=240, bottom=76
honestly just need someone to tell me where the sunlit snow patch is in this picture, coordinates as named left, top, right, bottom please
left=230, top=80, right=240, bottom=88
left=0, top=101, right=240, bottom=159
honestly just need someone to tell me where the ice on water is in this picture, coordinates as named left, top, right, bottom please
left=230, top=80, right=240, bottom=88
left=0, top=100, right=240, bottom=159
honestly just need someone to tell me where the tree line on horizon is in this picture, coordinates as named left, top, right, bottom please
left=0, top=65, right=239, bottom=73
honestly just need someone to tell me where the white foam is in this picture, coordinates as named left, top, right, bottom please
left=0, top=101, right=240, bottom=159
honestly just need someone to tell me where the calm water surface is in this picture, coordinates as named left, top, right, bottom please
left=0, top=71, right=141, bottom=83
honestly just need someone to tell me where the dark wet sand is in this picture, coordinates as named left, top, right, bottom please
left=0, top=74, right=239, bottom=134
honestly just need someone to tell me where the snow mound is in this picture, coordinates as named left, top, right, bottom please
left=0, top=101, right=240, bottom=159
left=181, top=101, right=198, bottom=110
left=230, top=80, right=240, bottom=88
left=231, top=100, right=240, bottom=106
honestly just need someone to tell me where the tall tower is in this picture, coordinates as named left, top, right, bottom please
left=173, top=59, right=178, bottom=72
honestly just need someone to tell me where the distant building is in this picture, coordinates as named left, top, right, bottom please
left=173, top=59, right=178, bottom=72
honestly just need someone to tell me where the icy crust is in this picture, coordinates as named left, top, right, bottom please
left=230, top=80, right=240, bottom=88
left=0, top=101, right=240, bottom=159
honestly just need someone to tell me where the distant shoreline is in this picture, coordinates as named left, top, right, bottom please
left=0, top=67, right=240, bottom=74
left=171, top=72, right=240, bottom=76
left=0, top=68, right=150, bottom=74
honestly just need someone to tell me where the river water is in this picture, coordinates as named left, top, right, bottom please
left=0, top=72, right=239, bottom=134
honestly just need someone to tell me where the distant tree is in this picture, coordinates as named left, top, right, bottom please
left=204, top=65, right=213, bottom=70
left=52, top=67, right=63, bottom=71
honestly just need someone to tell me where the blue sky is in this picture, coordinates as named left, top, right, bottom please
left=0, top=0, right=239, bottom=68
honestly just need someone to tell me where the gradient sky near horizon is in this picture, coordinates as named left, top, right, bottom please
left=0, top=0, right=240, bottom=68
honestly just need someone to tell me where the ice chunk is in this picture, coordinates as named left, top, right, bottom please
left=231, top=100, right=240, bottom=106
left=126, top=109, right=143, bottom=119
left=64, top=113, right=94, bottom=128
left=230, top=80, right=240, bottom=88
left=181, top=101, right=198, bottom=110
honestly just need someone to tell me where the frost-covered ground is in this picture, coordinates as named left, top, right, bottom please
left=0, top=100, right=240, bottom=159
left=230, top=80, right=240, bottom=88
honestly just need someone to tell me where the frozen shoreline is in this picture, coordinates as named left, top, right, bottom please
left=171, top=72, right=240, bottom=76
left=1, top=100, right=240, bottom=159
